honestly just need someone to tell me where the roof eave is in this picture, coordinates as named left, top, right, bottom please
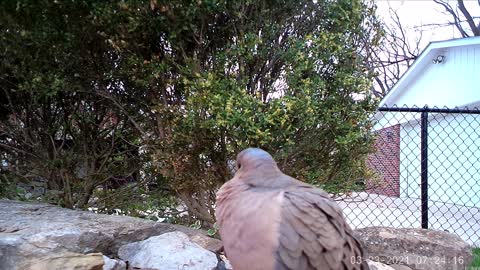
left=378, top=36, right=480, bottom=108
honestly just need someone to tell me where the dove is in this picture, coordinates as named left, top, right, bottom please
left=215, top=148, right=369, bottom=270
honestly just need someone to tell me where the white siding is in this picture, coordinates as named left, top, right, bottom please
left=400, top=121, right=421, bottom=199
left=399, top=113, right=480, bottom=208
left=384, top=46, right=480, bottom=108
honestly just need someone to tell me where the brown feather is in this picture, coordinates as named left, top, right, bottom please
left=215, top=148, right=369, bottom=270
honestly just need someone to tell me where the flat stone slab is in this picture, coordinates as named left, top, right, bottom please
left=0, top=199, right=221, bottom=269
left=355, top=226, right=472, bottom=270
left=118, top=231, right=218, bottom=270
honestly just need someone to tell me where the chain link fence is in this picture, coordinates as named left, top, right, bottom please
left=339, top=105, right=480, bottom=247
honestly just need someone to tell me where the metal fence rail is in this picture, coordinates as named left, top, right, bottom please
left=342, top=105, right=480, bottom=247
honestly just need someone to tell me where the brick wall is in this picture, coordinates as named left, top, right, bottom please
left=366, top=124, right=401, bottom=197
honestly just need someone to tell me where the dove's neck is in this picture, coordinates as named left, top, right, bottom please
left=243, top=167, right=279, bottom=178
left=238, top=163, right=292, bottom=188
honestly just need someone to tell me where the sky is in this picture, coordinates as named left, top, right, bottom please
left=375, top=0, right=480, bottom=49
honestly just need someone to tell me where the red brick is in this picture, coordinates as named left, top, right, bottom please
left=366, top=125, right=400, bottom=197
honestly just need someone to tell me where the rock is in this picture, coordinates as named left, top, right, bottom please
left=24, top=192, right=33, bottom=200
left=102, top=256, right=126, bottom=270
left=212, top=254, right=233, bottom=270
left=118, top=231, right=218, bottom=270
left=27, top=252, right=104, bottom=270
left=389, top=264, right=413, bottom=270
left=187, top=231, right=223, bottom=253
left=355, top=227, right=473, bottom=270
left=367, top=260, right=396, bottom=270
left=220, top=255, right=233, bottom=270
left=0, top=199, right=220, bottom=270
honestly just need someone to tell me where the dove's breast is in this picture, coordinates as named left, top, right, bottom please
left=216, top=184, right=284, bottom=270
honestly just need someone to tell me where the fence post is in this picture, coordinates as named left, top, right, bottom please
left=420, top=109, right=429, bottom=229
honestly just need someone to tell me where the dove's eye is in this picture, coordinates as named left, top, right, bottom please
left=237, top=163, right=242, bottom=169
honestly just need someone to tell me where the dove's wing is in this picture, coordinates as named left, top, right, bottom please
left=276, top=185, right=368, bottom=270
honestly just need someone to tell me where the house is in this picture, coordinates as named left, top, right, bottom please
left=368, top=37, right=480, bottom=208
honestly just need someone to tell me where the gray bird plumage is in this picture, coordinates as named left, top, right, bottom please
left=215, top=148, right=369, bottom=270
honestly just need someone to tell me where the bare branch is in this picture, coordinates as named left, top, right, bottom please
left=368, top=6, right=424, bottom=97
left=433, top=0, right=470, bottom=37
left=457, top=0, right=480, bottom=36
left=93, top=91, right=147, bottom=138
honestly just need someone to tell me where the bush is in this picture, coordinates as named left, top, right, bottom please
left=0, top=0, right=382, bottom=225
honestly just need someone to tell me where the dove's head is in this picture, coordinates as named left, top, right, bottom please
left=235, top=148, right=280, bottom=177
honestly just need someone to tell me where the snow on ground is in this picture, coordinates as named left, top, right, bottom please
left=337, top=192, right=480, bottom=247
